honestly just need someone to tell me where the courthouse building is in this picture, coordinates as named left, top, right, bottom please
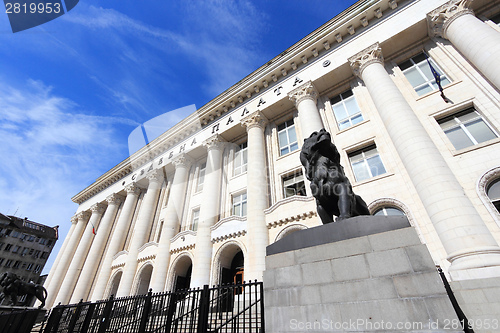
left=44, top=0, right=500, bottom=309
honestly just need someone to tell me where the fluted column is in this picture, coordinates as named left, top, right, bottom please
left=91, top=184, right=141, bottom=301
left=150, top=154, right=193, bottom=292
left=70, top=194, right=123, bottom=303
left=349, top=43, right=500, bottom=279
left=45, top=211, right=90, bottom=308
left=54, top=203, right=105, bottom=304
left=241, top=111, right=269, bottom=281
left=288, top=81, right=323, bottom=139
left=428, top=0, right=500, bottom=91
left=191, top=135, right=225, bottom=288
left=116, top=170, right=164, bottom=297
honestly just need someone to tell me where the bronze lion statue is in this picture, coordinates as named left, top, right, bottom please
left=0, top=272, right=47, bottom=308
left=300, top=129, right=370, bottom=223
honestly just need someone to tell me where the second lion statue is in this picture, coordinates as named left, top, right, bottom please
left=300, top=128, right=370, bottom=224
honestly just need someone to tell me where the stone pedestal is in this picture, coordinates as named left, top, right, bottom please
left=264, top=216, right=461, bottom=332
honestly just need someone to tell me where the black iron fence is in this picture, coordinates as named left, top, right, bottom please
left=40, top=280, right=264, bottom=333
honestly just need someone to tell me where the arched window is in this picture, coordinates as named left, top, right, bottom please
left=487, top=179, right=500, bottom=213
left=373, top=206, right=405, bottom=216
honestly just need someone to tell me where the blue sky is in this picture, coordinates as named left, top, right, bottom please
left=0, top=0, right=357, bottom=275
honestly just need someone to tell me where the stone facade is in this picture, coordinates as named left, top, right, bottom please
left=44, top=0, right=500, bottom=322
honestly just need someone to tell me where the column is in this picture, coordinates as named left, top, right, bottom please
left=428, top=0, right=500, bottom=91
left=348, top=43, right=500, bottom=279
left=191, top=134, right=225, bottom=288
left=116, top=170, right=164, bottom=297
left=150, top=154, right=193, bottom=292
left=45, top=211, right=90, bottom=308
left=241, top=111, right=269, bottom=281
left=70, top=194, right=123, bottom=303
left=288, top=81, right=323, bottom=139
left=54, top=203, right=105, bottom=304
left=91, top=184, right=141, bottom=301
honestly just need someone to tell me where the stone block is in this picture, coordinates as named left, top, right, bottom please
left=266, top=251, right=295, bottom=270
left=424, top=296, right=460, bottom=327
left=366, top=248, right=413, bottom=277
left=331, top=254, right=370, bottom=282
left=368, top=227, right=421, bottom=251
left=320, top=277, right=398, bottom=303
left=301, top=261, right=333, bottom=285
left=263, top=269, right=275, bottom=290
left=294, top=236, right=372, bottom=264
left=299, top=285, right=322, bottom=305
left=405, top=244, right=437, bottom=272
left=393, top=272, right=447, bottom=297
left=274, top=265, right=302, bottom=288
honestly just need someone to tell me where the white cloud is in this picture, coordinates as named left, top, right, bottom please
left=0, top=78, right=134, bottom=274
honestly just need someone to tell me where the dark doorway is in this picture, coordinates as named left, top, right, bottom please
left=175, top=264, right=192, bottom=291
left=218, top=250, right=244, bottom=311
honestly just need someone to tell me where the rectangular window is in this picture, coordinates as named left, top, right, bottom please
left=438, top=108, right=498, bottom=150
left=39, top=238, right=47, bottom=245
left=13, top=261, right=21, bottom=269
left=5, top=259, right=13, bottom=267
left=41, top=252, right=49, bottom=259
left=196, top=162, right=206, bottom=192
left=349, top=145, right=387, bottom=182
left=234, top=142, right=248, bottom=176
left=331, top=89, right=364, bottom=130
left=283, top=172, right=307, bottom=198
left=26, top=263, right=33, bottom=271
left=12, top=245, right=20, bottom=254
left=34, top=264, right=42, bottom=273
left=33, top=250, right=40, bottom=258
left=398, top=53, right=451, bottom=96
left=47, top=239, right=53, bottom=247
left=278, top=119, right=298, bottom=156
left=191, top=209, right=200, bottom=232
left=232, top=192, right=248, bottom=217
left=22, top=247, right=29, bottom=256
left=4, top=244, right=13, bottom=251
left=11, top=230, right=20, bottom=238
left=0, top=259, right=3, bottom=266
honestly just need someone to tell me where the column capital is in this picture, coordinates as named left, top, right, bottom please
left=71, top=215, right=79, bottom=224
left=172, top=153, right=194, bottom=169
left=348, top=42, right=384, bottom=79
left=241, top=110, right=268, bottom=131
left=106, top=193, right=124, bottom=206
left=125, top=183, right=141, bottom=195
left=288, top=81, right=319, bottom=106
left=427, top=0, right=473, bottom=39
left=90, top=203, right=106, bottom=215
left=76, top=211, right=91, bottom=221
left=146, top=169, right=164, bottom=184
left=203, top=134, right=226, bottom=152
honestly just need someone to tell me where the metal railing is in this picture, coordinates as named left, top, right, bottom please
left=41, top=280, right=264, bottom=333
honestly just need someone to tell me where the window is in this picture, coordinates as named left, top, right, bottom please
left=234, top=142, right=248, bottom=176
left=191, top=209, right=200, bottom=232
left=438, top=108, right=498, bottom=150
left=196, top=162, right=206, bottom=192
left=374, top=207, right=405, bottom=216
left=278, top=119, right=298, bottom=156
left=488, top=179, right=500, bottom=213
left=283, top=172, right=307, bottom=198
left=22, top=247, right=29, bottom=256
left=398, top=53, right=451, bottom=96
left=41, top=252, right=49, bottom=259
left=0, top=259, right=3, bottom=266
left=47, top=239, right=53, bottom=247
left=11, top=231, right=20, bottom=238
left=5, top=259, right=13, bottom=267
left=12, top=245, right=20, bottom=254
left=33, top=250, right=41, bottom=258
left=331, top=89, right=364, bottom=130
left=232, top=192, right=247, bottom=217
left=5, top=229, right=12, bottom=236
left=39, top=238, right=47, bottom=245
left=34, top=264, right=42, bottom=273
left=26, top=263, right=33, bottom=271
left=13, top=261, right=21, bottom=269
left=4, top=244, right=12, bottom=251
left=0, top=243, right=3, bottom=250
left=349, top=145, right=387, bottom=182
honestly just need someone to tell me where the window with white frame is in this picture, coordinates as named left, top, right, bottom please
left=330, top=89, right=364, bottom=130
left=234, top=142, right=248, bottom=176
left=349, top=145, right=387, bottom=182
left=191, top=209, right=200, bottom=232
left=438, top=108, right=498, bottom=150
left=374, top=207, right=405, bottom=216
left=232, top=192, right=247, bottom=217
left=487, top=179, right=500, bottom=213
left=196, top=162, right=206, bottom=192
left=398, top=53, right=451, bottom=96
left=283, top=172, right=306, bottom=198
left=278, top=119, right=298, bottom=156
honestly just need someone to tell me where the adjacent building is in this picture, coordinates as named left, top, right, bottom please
left=44, top=0, right=500, bottom=314
left=0, top=213, right=58, bottom=306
